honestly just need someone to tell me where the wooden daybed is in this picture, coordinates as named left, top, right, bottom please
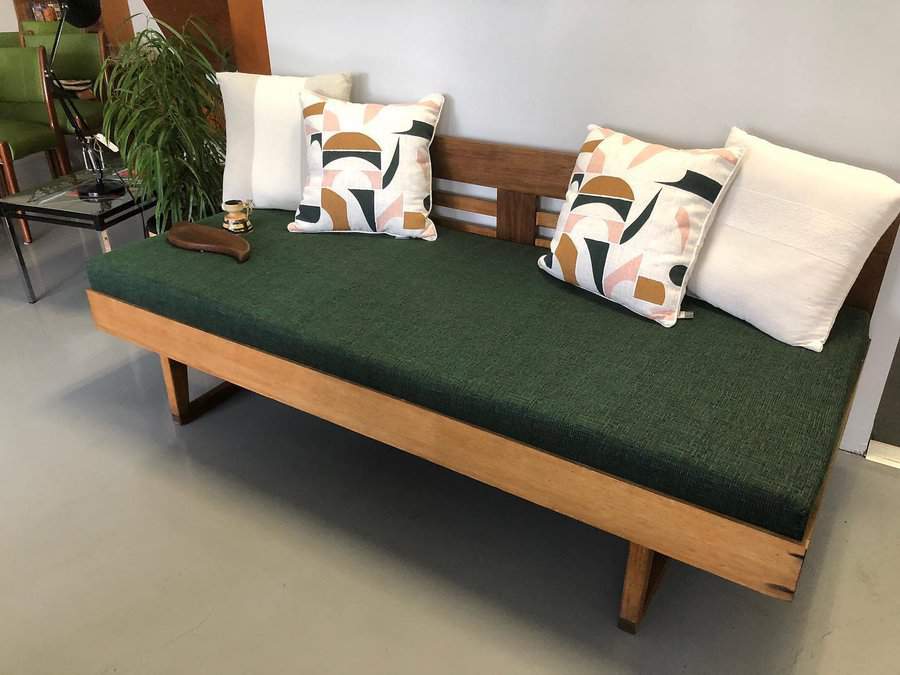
left=86, top=136, right=899, bottom=633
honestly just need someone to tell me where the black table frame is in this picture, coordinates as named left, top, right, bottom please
left=1, top=193, right=156, bottom=303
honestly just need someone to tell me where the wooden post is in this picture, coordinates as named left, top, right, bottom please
left=99, top=0, right=136, bottom=46
left=226, top=0, right=271, bottom=74
left=160, top=355, right=191, bottom=423
left=496, top=189, right=537, bottom=245
left=618, top=542, right=667, bottom=634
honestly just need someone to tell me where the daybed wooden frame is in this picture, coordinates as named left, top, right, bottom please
left=86, top=136, right=899, bottom=633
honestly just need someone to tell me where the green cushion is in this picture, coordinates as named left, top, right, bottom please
left=0, top=46, right=45, bottom=103
left=87, top=210, right=869, bottom=539
left=0, top=101, right=53, bottom=126
left=23, top=33, right=102, bottom=81
left=0, top=118, right=57, bottom=158
left=0, top=32, right=20, bottom=48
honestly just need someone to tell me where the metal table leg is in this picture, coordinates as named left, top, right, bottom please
left=3, top=214, right=36, bottom=303
left=99, top=229, right=112, bottom=253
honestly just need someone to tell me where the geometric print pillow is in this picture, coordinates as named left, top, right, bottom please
left=538, top=125, right=744, bottom=326
left=289, top=91, right=445, bottom=241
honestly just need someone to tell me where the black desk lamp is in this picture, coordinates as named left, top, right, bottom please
left=48, top=0, right=124, bottom=199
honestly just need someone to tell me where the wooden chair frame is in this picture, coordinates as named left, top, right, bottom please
left=87, top=135, right=899, bottom=633
left=0, top=46, right=71, bottom=243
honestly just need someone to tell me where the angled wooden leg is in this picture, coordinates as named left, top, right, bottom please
left=45, top=150, right=60, bottom=178
left=159, top=354, right=241, bottom=425
left=55, top=145, right=72, bottom=175
left=0, top=142, right=31, bottom=244
left=618, top=542, right=667, bottom=634
left=160, top=355, right=191, bottom=423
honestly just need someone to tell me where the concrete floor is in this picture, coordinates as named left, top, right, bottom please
left=2, top=214, right=900, bottom=675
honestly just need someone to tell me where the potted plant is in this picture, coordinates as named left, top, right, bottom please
left=99, top=19, right=229, bottom=233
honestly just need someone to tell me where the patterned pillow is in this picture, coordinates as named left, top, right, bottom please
left=289, top=92, right=445, bottom=241
left=538, top=125, right=744, bottom=326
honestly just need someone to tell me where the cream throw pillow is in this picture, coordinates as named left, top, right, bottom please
left=689, top=128, right=900, bottom=351
left=217, top=72, right=352, bottom=211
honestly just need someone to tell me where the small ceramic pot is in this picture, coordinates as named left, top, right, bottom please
left=222, top=199, right=254, bottom=234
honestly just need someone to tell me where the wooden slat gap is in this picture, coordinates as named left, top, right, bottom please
left=433, top=191, right=497, bottom=217
left=433, top=216, right=496, bottom=239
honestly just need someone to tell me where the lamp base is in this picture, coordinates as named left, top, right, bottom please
left=77, top=179, right=126, bottom=200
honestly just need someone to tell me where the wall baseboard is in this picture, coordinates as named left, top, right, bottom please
left=866, top=440, right=900, bottom=470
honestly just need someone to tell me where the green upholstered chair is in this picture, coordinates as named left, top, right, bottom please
left=21, top=31, right=106, bottom=134
left=19, top=20, right=81, bottom=35
left=0, top=32, right=20, bottom=48
left=0, top=46, right=71, bottom=243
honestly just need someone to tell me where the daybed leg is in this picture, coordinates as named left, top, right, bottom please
left=160, top=355, right=191, bottom=423
left=618, top=542, right=667, bottom=634
left=159, top=354, right=241, bottom=425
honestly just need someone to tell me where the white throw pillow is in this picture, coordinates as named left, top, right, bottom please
left=689, top=128, right=900, bottom=351
left=217, top=72, right=352, bottom=210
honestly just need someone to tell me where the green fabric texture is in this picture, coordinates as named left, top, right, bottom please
left=87, top=210, right=870, bottom=539
left=0, top=47, right=45, bottom=103
left=0, top=101, right=53, bottom=126
left=0, top=119, right=57, bottom=158
left=20, top=34, right=103, bottom=133
left=23, top=33, right=102, bottom=81
left=0, top=32, right=19, bottom=48
left=0, top=47, right=59, bottom=158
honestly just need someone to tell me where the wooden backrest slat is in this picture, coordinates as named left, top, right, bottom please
left=536, top=211, right=559, bottom=229
left=430, top=134, right=896, bottom=313
left=437, top=217, right=497, bottom=240
left=432, top=136, right=575, bottom=199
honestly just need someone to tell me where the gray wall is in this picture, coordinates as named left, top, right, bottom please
left=264, top=0, right=900, bottom=179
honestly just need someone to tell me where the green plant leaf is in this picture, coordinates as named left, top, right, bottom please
left=102, top=17, right=227, bottom=229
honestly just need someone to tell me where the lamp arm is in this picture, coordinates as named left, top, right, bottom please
left=46, top=70, right=91, bottom=142
left=42, top=0, right=119, bottom=200
left=48, top=3, right=68, bottom=69
left=43, top=2, right=91, bottom=144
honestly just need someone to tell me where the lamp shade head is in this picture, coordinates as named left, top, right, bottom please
left=65, top=0, right=102, bottom=28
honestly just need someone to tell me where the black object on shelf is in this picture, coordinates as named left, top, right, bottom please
left=77, top=174, right=126, bottom=200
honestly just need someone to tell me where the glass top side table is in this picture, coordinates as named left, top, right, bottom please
left=1, top=168, right=156, bottom=303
